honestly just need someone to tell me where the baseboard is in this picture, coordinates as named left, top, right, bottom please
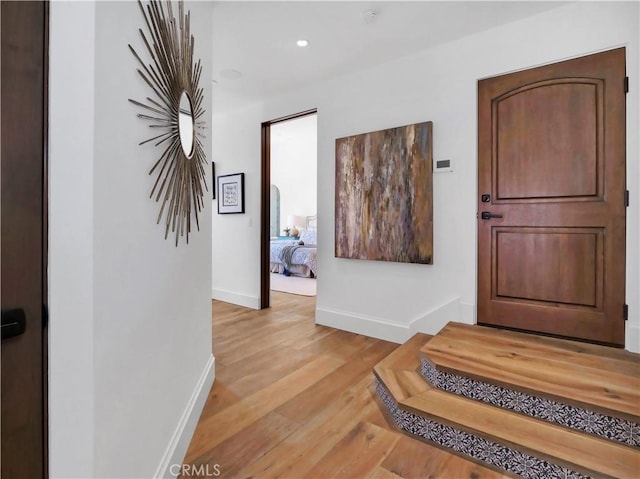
left=316, top=299, right=471, bottom=344
left=154, top=354, right=215, bottom=479
left=212, top=288, right=260, bottom=310
left=408, top=298, right=463, bottom=336
left=325, top=296, right=639, bottom=351
left=315, top=307, right=409, bottom=344
left=626, top=322, right=640, bottom=353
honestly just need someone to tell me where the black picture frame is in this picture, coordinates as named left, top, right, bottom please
left=217, top=173, right=245, bottom=214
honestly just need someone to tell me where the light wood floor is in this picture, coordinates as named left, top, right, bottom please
left=182, top=292, right=508, bottom=479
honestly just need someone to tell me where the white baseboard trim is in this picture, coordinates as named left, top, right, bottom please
left=155, top=354, right=216, bottom=479
left=319, top=299, right=640, bottom=351
left=212, top=288, right=259, bottom=310
left=408, top=298, right=462, bottom=336
left=316, top=299, right=471, bottom=344
left=316, top=307, right=409, bottom=344
left=626, top=322, right=640, bottom=353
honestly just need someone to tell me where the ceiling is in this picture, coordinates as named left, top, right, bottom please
left=212, top=1, right=567, bottom=112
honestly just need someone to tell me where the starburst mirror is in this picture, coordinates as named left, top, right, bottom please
left=129, top=0, right=207, bottom=245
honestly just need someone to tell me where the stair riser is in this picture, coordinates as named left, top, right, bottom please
left=420, top=358, right=640, bottom=448
left=375, top=378, right=599, bottom=479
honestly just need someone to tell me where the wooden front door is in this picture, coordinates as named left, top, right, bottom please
left=477, top=48, right=627, bottom=346
left=1, top=1, right=48, bottom=476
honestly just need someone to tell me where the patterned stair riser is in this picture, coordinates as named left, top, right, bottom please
left=375, top=378, right=591, bottom=479
left=420, top=358, right=640, bottom=447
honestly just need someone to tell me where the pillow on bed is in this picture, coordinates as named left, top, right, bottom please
left=300, top=229, right=317, bottom=246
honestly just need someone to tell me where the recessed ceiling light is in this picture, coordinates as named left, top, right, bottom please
left=220, top=69, right=242, bottom=80
left=296, top=39, right=308, bottom=47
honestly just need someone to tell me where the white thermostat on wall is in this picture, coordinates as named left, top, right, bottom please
left=434, top=158, right=453, bottom=173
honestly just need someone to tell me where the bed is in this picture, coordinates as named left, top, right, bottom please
left=270, top=215, right=317, bottom=278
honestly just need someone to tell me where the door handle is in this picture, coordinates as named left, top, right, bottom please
left=481, top=211, right=503, bottom=220
left=1, top=308, right=26, bottom=340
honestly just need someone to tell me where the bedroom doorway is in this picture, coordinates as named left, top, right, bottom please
left=260, top=109, right=317, bottom=309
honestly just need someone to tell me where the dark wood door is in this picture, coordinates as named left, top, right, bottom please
left=1, top=1, right=48, bottom=476
left=478, top=48, right=626, bottom=346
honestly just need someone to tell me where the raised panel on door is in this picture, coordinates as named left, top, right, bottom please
left=478, top=48, right=626, bottom=346
left=493, top=227, right=603, bottom=308
left=494, top=79, right=604, bottom=202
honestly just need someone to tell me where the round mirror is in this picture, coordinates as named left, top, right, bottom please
left=178, top=91, right=194, bottom=158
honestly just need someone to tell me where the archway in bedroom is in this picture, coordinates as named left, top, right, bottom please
left=261, top=110, right=317, bottom=308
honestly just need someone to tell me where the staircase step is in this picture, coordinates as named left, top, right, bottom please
left=379, top=333, right=433, bottom=371
left=421, top=323, right=639, bottom=422
left=405, top=386, right=638, bottom=478
left=374, top=333, right=432, bottom=401
left=374, top=332, right=640, bottom=479
left=420, top=323, right=640, bottom=447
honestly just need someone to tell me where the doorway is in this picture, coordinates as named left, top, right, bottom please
left=1, top=1, right=49, bottom=476
left=260, top=109, right=317, bottom=308
left=477, top=48, right=627, bottom=346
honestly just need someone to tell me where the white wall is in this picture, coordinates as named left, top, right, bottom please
left=211, top=2, right=640, bottom=351
left=49, top=2, right=214, bottom=478
left=49, top=2, right=96, bottom=476
left=271, top=114, right=318, bottom=234
left=211, top=102, right=264, bottom=308
left=637, top=0, right=640, bottom=354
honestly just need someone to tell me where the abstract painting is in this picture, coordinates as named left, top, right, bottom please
left=335, top=121, right=433, bottom=264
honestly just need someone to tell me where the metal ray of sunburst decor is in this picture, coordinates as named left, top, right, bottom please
left=129, top=0, right=207, bottom=246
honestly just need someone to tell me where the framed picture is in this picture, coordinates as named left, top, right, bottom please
left=217, top=173, right=245, bottom=214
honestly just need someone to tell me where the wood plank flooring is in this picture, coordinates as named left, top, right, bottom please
left=182, top=292, right=507, bottom=479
